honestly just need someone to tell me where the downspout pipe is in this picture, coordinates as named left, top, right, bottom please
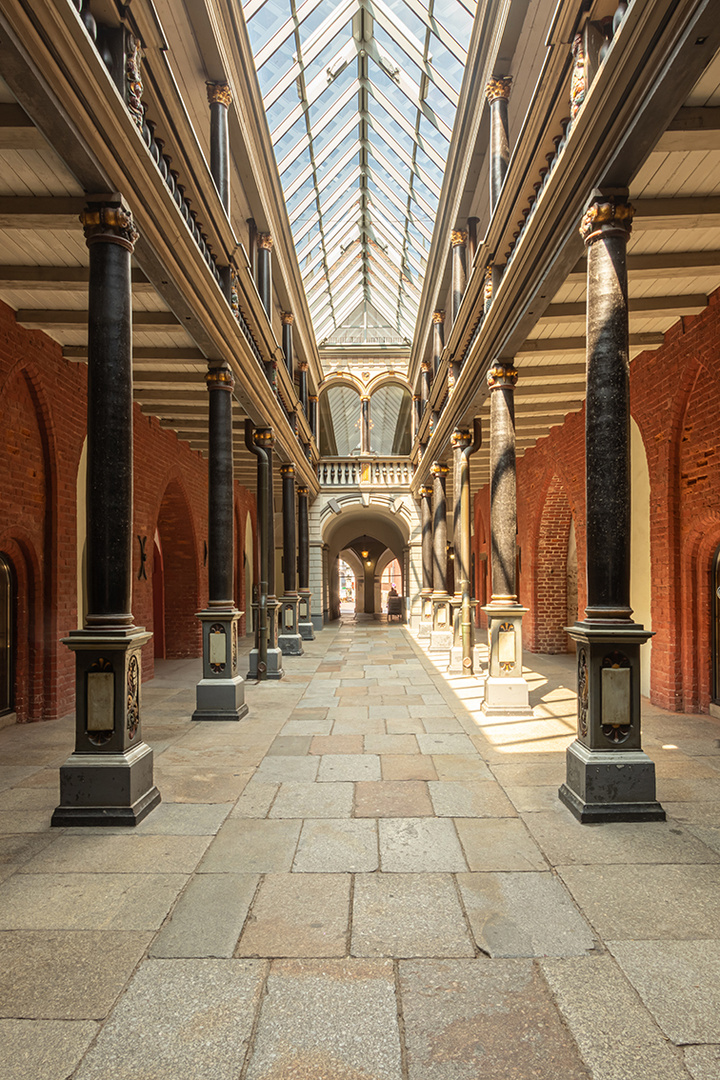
left=460, top=418, right=483, bottom=674
left=244, top=420, right=268, bottom=680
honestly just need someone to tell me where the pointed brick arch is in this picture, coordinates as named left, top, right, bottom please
left=527, top=474, right=574, bottom=653
left=156, top=478, right=202, bottom=658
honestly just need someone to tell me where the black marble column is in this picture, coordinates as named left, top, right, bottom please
left=420, top=361, right=431, bottom=406
left=431, top=463, right=448, bottom=595
left=281, top=311, right=294, bottom=378
left=360, top=395, right=370, bottom=454
left=560, top=192, right=662, bottom=823
left=420, top=485, right=433, bottom=594
left=485, top=76, right=512, bottom=213
left=251, top=428, right=283, bottom=677
left=308, top=395, right=318, bottom=440
left=207, top=82, right=231, bottom=213
left=298, top=361, right=309, bottom=417
left=451, top=232, right=467, bottom=327
left=487, top=364, right=518, bottom=603
left=411, top=395, right=421, bottom=444
left=257, top=233, right=273, bottom=317
left=451, top=430, right=473, bottom=596
left=54, top=196, right=159, bottom=826
left=432, top=311, right=445, bottom=378
left=467, top=217, right=479, bottom=263
left=297, top=484, right=315, bottom=639
left=282, top=465, right=297, bottom=596
left=207, top=364, right=234, bottom=606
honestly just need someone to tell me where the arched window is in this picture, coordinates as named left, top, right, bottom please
left=0, top=553, right=15, bottom=716
left=369, top=384, right=412, bottom=455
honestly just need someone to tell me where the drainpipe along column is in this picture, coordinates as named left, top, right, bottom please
left=429, top=462, right=452, bottom=654
left=54, top=196, right=159, bottom=827
left=297, top=484, right=315, bottom=640
left=448, top=428, right=473, bottom=673
left=560, top=192, right=663, bottom=824
left=192, top=362, right=247, bottom=721
left=417, top=484, right=434, bottom=640
left=482, top=364, right=531, bottom=716
left=248, top=428, right=284, bottom=680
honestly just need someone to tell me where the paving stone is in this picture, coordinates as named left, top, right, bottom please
left=557, top=865, right=720, bottom=939
left=20, top=834, right=211, bottom=874
left=365, top=733, right=419, bottom=754
left=608, top=941, right=720, bottom=1045
left=355, top=780, right=433, bottom=817
left=431, top=754, right=494, bottom=781
left=229, top=781, right=278, bottom=818
left=684, top=1045, right=720, bottom=1079
left=0, top=872, right=187, bottom=930
left=74, top=959, right=266, bottom=1079
left=523, top=812, right=720, bottom=865
left=236, top=873, right=350, bottom=957
left=128, top=802, right=230, bottom=835
left=269, top=781, right=354, bottom=818
left=664, top=801, right=720, bottom=826
left=421, top=716, right=464, bottom=733
left=492, top=761, right=567, bottom=786
left=281, top=717, right=332, bottom=736
left=381, top=755, right=439, bottom=781
left=332, top=715, right=385, bottom=735
left=657, top=777, right=720, bottom=801
left=0, top=833, right=57, bottom=882
left=245, top=959, right=403, bottom=1080
left=455, top=818, right=547, bottom=871
left=150, top=874, right=259, bottom=958
left=198, top=819, right=301, bottom=873
left=542, top=956, right=695, bottom=1080
left=386, top=718, right=425, bottom=734
left=369, top=705, right=411, bottom=720
left=379, top=818, right=467, bottom=872
left=684, top=824, right=720, bottom=855
left=152, top=765, right=253, bottom=803
left=265, top=736, right=312, bottom=756
left=293, top=819, right=378, bottom=872
left=0, top=766, right=46, bottom=792
left=253, top=755, right=319, bottom=783
left=399, top=958, right=592, bottom=1080
left=504, top=785, right=564, bottom=813
left=0, top=810, right=55, bottom=833
left=317, top=753, right=381, bottom=782
left=429, top=780, right=517, bottom=817
left=0, top=930, right=152, bottom=1018
left=352, top=873, right=474, bottom=957
left=309, top=734, right=363, bottom=755
left=417, top=733, right=477, bottom=755
left=0, top=1019, right=99, bottom=1080
left=457, top=872, right=595, bottom=957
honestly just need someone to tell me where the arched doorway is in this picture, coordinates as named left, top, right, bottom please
left=339, top=559, right=356, bottom=614
left=712, top=544, right=720, bottom=707
left=245, top=512, right=254, bottom=636
left=0, top=552, right=16, bottom=717
left=152, top=530, right=165, bottom=659
left=156, top=480, right=201, bottom=657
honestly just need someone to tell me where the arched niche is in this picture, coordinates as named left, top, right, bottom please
left=156, top=479, right=201, bottom=658
left=630, top=417, right=652, bottom=697
left=318, top=384, right=362, bottom=456
left=368, top=383, right=412, bottom=455
left=322, top=501, right=409, bottom=616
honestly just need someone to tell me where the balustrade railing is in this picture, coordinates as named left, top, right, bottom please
left=319, top=458, right=415, bottom=487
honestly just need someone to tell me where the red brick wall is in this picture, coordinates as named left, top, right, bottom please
left=0, top=300, right=255, bottom=721
left=472, top=286, right=720, bottom=714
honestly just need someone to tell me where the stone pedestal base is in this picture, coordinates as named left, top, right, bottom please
left=429, top=630, right=453, bottom=652
left=482, top=603, right=531, bottom=716
left=279, top=633, right=304, bottom=655
left=560, top=619, right=663, bottom=822
left=298, top=592, right=315, bottom=640
left=53, top=625, right=159, bottom=827
left=278, top=596, right=304, bottom=656
left=417, top=594, right=434, bottom=640
left=559, top=742, right=666, bottom=823
left=248, top=647, right=284, bottom=680
left=193, top=609, right=248, bottom=722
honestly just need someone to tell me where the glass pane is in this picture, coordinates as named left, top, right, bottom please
left=274, top=112, right=309, bottom=163
left=247, top=0, right=291, bottom=54
left=432, top=0, right=474, bottom=47
left=303, top=21, right=352, bottom=85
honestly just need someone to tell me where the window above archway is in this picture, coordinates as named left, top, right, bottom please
left=242, top=0, right=477, bottom=346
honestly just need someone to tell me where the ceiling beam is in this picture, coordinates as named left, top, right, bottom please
left=655, top=106, right=720, bottom=151
left=0, top=103, right=47, bottom=149
left=566, top=252, right=720, bottom=284
left=0, top=196, right=87, bottom=229
left=542, top=294, right=706, bottom=323
left=17, top=309, right=180, bottom=330
left=64, top=346, right=205, bottom=362
left=0, top=265, right=152, bottom=291
left=134, top=389, right=207, bottom=403
left=134, top=372, right=208, bottom=386
left=634, top=198, right=720, bottom=231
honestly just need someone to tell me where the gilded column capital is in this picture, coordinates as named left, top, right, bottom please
left=431, top=462, right=449, bottom=477
left=258, top=232, right=274, bottom=251
left=80, top=199, right=138, bottom=251
left=298, top=485, right=309, bottom=496
left=309, top=394, right=318, bottom=403
left=487, top=363, right=518, bottom=390
left=432, top=310, right=445, bottom=324
left=206, top=364, right=234, bottom=391
left=485, top=75, right=512, bottom=104
left=280, top=463, right=296, bottom=477
left=421, top=360, right=431, bottom=373
left=360, top=394, right=370, bottom=402
left=126, top=36, right=144, bottom=130
left=280, top=311, right=294, bottom=324
left=450, top=230, right=467, bottom=248
left=298, top=360, right=309, bottom=372
left=483, top=262, right=495, bottom=306
left=419, top=485, right=433, bottom=498
left=580, top=197, right=635, bottom=245
left=206, top=82, right=232, bottom=108
left=254, top=427, right=275, bottom=450
left=451, top=428, right=472, bottom=450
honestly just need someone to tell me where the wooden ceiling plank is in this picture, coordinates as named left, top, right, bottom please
left=0, top=195, right=87, bottom=228
left=0, top=265, right=151, bottom=290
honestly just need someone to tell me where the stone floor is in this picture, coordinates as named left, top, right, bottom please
left=1, top=618, right=720, bottom=1079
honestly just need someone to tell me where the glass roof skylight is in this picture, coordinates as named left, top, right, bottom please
left=242, top=0, right=477, bottom=346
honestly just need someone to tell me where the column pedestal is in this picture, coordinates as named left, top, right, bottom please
left=192, top=610, right=247, bottom=721
left=417, top=591, right=434, bottom=640
left=278, top=594, right=304, bottom=655
left=482, top=603, right=532, bottom=715
left=559, top=621, right=664, bottom=822
left=248, top=598, right=284, bottom=678
left=429, top=595, right=453, bottom=652
left=298, top=588, right=315, bottom=640
left=53, top=627, right=160, bottom=826
left=448, top=599, right=480, bottom=674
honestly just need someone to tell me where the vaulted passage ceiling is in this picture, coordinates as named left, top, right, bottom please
left=242, top=0, right=476, bottom=347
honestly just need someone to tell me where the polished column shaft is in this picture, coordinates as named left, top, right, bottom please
left=257, top=233, right=273, bottom=317
left=420, top=361, right=431, bottom=405
left=488, top=364, right=518, bottom=603
left=432, top=311, right=445, bottom=378
left=420, top=486, right=433, bottom=593
left=84, top=201, right=137, bottom=627
left=308, top=395, right=318, bottom=440
left=486, top=76, right=512, bottom=213
left=431, top=463, right=448, bottom=594
left=298, top=361, right=309, bottom=417
left=281, top=464, right=297, bottom=595
left=207, top=364, right=235, bottom=606
left=360, top=396, right=370, bottom=454
left=207, top=83, right=231, bottom=213
left=298, top=486, right=310, bottom=592
left=451, top=430, right=472, bottom=593
left=583, top=195, right=634, bottom=619
left=451, top=233, right=467, bottom=327
left=281, top=312, right=294, bottom=378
